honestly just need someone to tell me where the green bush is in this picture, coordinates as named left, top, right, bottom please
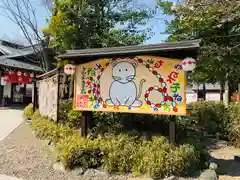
left=100, top=134, right=140, bottom=173
left=55, top=133, right=199, bottom=178
left=179, top=101, right=228, bottom=135
left=132, top=137, right=198, bottom=178
left=55, top=135, right=103, bottom=169
left=228, top=102, right=240, bottom=147
left=30, top=116, right=76, bottom=144
left=23, top=103, right=34, bottom=120
left=58, top=99, right=82, bottom=129
left=59, top=99, right=73, bottom=123
left=90, top=112, right=170, bottom=138
left=30, top=113, right=201, bottom=178
left=31, top=110, right=41, bottom=121
left=67, top=110, right=82, bottom=129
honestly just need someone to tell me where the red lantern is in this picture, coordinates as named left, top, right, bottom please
left=18, top=77, right=23, bottom=82
left=17, top=71, right=22, bottom=76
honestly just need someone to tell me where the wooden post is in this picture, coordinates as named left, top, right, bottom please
left=56, top=68, right=61, bottom=123
left=169, top=116, right=176, bottom=143
left=81, top=111, right=93, bottom=136
left=33, top=80, right=37, bottom=112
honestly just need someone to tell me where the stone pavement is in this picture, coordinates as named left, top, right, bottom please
left=0, top=174, right=24, bottom=180
left=0, top=108, right=24, bottom=180
left=0, top=109, right=24, bottom=141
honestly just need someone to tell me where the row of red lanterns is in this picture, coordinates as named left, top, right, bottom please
left=1, top=71, right=36, bottom=85
left=6, top=71, right=35, bottom=78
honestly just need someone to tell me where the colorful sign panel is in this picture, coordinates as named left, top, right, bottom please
left=74, top=56, right=187, bottom=115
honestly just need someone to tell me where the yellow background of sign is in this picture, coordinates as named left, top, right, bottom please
left=73, top=56, right=187, bottom=115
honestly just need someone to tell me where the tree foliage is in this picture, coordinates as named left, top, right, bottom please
left=158, top=0, right=240, bottom=89
left=43, top=0, right=155, bottom=52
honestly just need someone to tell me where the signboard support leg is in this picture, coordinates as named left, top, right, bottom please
left=81, top=111, right=93, bottom=136
left=169, top=116, right=176, bottom=144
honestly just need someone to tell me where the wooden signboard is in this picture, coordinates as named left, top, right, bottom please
left=73, top=56, right=187, bottom=116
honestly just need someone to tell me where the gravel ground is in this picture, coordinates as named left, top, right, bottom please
left=0, top=123, right=128, bottom=180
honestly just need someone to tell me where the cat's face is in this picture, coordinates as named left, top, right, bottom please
left=112, top=61, right=137, bottom=84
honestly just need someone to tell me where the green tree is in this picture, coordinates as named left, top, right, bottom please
left=43, top=0, right=154, bottom=52
left=158, top=0, right=240, bottom=100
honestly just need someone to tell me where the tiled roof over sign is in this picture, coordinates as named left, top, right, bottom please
left=58, top=39, right=201, bottom=58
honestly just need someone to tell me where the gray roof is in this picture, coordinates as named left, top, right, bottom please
left=0, top=41, right=43, bottom=71
left=0, top=58, right=42, bottom=72
left=0, top=44, right=42, bottom=59
left=58, top=39, right=201, bottom=58
left=0, top=44, right=22, bottom=55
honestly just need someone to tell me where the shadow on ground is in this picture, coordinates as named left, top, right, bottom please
left=0, top=105, right=25, bottom=111
left=202, top=138, right=240, bottom=177
left=211, top=157, right=240, bottom=176
left=202, top=138, right=230, bottom=151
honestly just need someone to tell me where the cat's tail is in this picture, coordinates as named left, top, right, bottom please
left=137, top=79, right=146, bottom=99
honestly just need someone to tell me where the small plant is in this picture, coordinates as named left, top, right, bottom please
left=23, top=103, right=34, bottom=120
left=67, top=110, right=82, bottom=129
left=59, top=99, right=73, bottom=123
left=31, top=110, right=41, bottom=121
left=30, top=115, right=76, bottom=144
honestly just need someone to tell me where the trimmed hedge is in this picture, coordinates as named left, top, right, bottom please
left=28, top=110, right=200, bottom=179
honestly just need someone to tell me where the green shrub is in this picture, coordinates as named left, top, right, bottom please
left=23, top=103, right=34, bottom=120
left=90, top=112, right=170, bottom=137
left=32, top=110, right=41, bottom=121
left=228, top=102, right=240, bottom=147
left=100, top=134, right=140, bottom=173
left=55, top=135, right=103, bottom=169
left=67, top=110, right=82, bottom=129
left=132, top=137, right=198, bottom=178
left=30, top=116, right=76, bottom=144
left=59, top=99, right=73, bottom=123
left=30, top=113, right=202, bottom=178
left=179, top=101, right=228, bottom=135
left=56, top=133, right=199, bottom=178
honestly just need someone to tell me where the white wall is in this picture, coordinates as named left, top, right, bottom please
left=186, top=92, right=198, bottom=104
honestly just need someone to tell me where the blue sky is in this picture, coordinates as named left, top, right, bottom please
left=0, top=0, right=177, bottom=45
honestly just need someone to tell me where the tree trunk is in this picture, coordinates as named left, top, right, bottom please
left=203, top=83, right=206, bottom=100
left=220, top=81, right=224, bottom=101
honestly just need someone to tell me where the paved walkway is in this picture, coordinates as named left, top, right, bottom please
left=0, top=109, right=24, bottom=141
left=0, top=108, right=24, bottom=180
left=0, top=174, right=23, bottom=180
